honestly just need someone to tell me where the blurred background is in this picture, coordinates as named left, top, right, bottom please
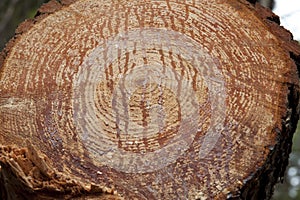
left=0, top=0, right=299, bottom=199
left=0, top=0, right=48, bottom=50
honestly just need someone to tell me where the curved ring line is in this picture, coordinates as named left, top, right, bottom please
left=73, top=28, right=227, bottom=173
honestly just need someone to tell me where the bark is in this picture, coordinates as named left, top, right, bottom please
left=0, top=0, right=49, bottom=51
left=0, top=0, right=299, bottom=199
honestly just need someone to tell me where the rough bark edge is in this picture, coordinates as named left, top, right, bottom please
left=235, top=84, right=300, bottom=200
left=0, top=141, right=122, bottom=200
left=0, top=0, right=75, bottom=71
left=1, top=0, right=300, bottom=199
left=0, top=0, right=121, bottom=199
left=226, top=2, right=300, bottom=200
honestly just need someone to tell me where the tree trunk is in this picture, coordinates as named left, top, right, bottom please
left=0, top=0, right=299, bottom=199
left=0, top=0, right=49, bottom=50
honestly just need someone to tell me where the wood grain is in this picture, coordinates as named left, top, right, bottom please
left=0, top=0, right=299, bottom=199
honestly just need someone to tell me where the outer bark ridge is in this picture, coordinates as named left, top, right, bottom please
left=0, top=141, right=121, bottom=199
left=1, top=0, right=300, bottom=199
left=233, top=3, right=300, bottom=200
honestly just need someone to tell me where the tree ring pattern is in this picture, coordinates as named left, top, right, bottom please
left=73, top=28, right=227, bottom=173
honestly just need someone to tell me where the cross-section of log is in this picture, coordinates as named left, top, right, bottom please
left=0, top=0, right=300, bottom=199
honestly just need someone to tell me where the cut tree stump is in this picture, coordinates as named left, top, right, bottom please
left=0, top=0, right=300, bottom=199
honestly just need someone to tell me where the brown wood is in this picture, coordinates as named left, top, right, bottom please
left=0, top=0, right=299, bottom=199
